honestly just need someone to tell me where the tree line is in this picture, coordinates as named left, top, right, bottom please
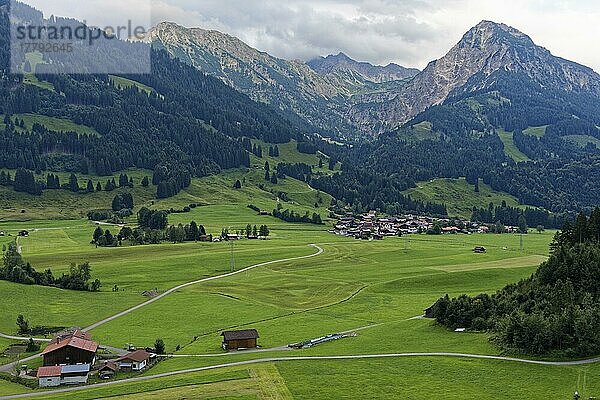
left=1, top=242, right=100, bottom=291
left=430, top=208, right=600, bottom=357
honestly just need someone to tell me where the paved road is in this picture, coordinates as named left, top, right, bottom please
left=84, top=244, right=323, bottom=331
left=0, top=334, right=50, bottom=342
left=3, top=352, right=600, bottom=399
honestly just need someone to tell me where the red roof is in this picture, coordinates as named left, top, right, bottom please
left=42, top=336, right=98, bottom=355
left=117, top=349, right=150, bottom=363
left=37, top=366, right=62, bottom=378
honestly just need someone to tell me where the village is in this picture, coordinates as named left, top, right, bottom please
left=330, top=211, right=522, bottom=240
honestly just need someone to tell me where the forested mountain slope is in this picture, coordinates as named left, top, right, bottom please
left=0, top=2, right=306, bottom=198
left=145, top=22, right=414, bottom=139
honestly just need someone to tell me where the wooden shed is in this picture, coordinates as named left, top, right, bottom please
left=221, top=329, right=259, bottom=351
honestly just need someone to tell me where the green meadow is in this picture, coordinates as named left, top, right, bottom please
left=404, top=177, right=524, bottom=218
left=0, top=144, right=596, bottom=399
left=497, top=129, right=530, bottom=162
left=1, top=212, right=585, bottom=399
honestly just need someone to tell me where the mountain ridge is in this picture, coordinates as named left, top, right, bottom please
left=144, top=21, right=416, bottom=138
left=307, top=52, right=419, bottom=83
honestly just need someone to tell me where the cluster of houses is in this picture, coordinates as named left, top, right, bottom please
left=33, top=328, right=262, bottom=388
left=36, top=329, right=155, bottom=388
left=331, top=211, right=521, bottom=240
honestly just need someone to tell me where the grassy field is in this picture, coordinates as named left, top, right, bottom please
left=23, top=74, right=56, bottom=92
left=402, top=121, right=442, bottom=142
left=497, top=129, right=530, bottom=162
left=523, top=125, right=547, bottom=137
left=109, top=75, right=157, bottom=96
left=0, top=143, right=596, bottom=398
left=404, top=177, right=523, bottom=218
left=563, top=134, right=600, bottom=149
left=0, top=211, right=574, bottom=398
left=0, top=113, right=100, bottom=137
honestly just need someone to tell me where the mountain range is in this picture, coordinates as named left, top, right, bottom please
left=145, top=22, right=416, bottom=138
left=145, top=20, right=600, bottom=139
left=307, top=52, right=419, bottom=83
left=3, top=0, right=600, bottom=216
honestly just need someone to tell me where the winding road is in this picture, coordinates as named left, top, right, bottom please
left=0, top=244, right=324, bottom=372
left=2, top=242, right=600, bottom=399
left=84, top=244, right=324, bottom=331
left=2, top=352, right=600, bottom=399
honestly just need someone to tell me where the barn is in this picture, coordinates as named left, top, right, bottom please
left=221, top=329, right=259, bottom=351
left=41, top=334, right=98, bottom=366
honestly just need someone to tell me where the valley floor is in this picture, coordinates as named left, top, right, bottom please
left=0, top=208, right=595, bottom=399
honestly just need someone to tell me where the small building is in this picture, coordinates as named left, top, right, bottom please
left=226, top=233, right=240, bottom=241
left=221, top=329, right=259, bottom=351
left=41, top=335, right=98, bottom=367
left=17, top=230, right=29, bottom=237
left=37, top=366, right=62, bottom=388
left=60, top=364, right=90, bottom=385
left=98, top=361, right=118, bottom=379
left=37, top=364, right=90, bottom=387
left=117, top=349, right=151, bottom=371
left=473, top=246, right=487, bottom=254
left=198, top=235, right=212, bottom=242
left=0, top=231, right=5, bottom=236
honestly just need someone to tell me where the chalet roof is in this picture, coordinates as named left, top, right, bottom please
left=117, top=349, right=151, bottom=363
left=99, top=361, right=119, bottom=372
left=50, top=329, right=92, bottom=344
left=37, top=366, right=62, bottom=378
left=221, top=329, right=259, bottom=341
left=41, top=336, right=98, bottom=355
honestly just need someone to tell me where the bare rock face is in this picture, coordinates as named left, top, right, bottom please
left=350, top=20, right=600, bottom=134
left=145, top=22, right=414, bottom=137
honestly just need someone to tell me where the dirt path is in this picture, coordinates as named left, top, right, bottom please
left=84, top=244, right=323, bottom=331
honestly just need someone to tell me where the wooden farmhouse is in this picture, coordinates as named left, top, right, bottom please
left=41, top=331, right=98, bottom=366
left=116, top=349, right=152, bottom=371
left=221, top=329, right=259, bottom=351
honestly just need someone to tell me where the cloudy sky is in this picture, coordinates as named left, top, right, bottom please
left=22, top=0, right=600, bottom=72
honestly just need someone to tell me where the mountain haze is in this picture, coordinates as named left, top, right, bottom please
left=307, top=52, right=419, bottom=83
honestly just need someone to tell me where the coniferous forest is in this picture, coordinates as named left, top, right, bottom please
left=431, top=209, right=600, bottom=357
left=1, top=0, right=600, bottom=217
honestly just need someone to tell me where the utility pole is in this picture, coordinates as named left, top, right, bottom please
left=520, top=233, right=524, bottom=251
left=229, top=240, right=235, bottom=272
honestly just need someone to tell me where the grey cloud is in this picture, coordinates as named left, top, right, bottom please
left=149, top=0, right=600, bottom=71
